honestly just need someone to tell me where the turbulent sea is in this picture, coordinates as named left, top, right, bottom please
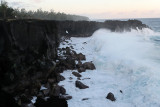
left=59, top=18, right=160, bottom=107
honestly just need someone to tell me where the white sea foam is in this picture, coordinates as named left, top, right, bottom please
left=59, top=28, right=160, bottom=107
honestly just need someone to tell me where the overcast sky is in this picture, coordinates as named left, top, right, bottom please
left=6, top=0, right=160, bottom=19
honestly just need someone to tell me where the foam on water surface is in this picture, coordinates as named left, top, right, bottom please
left=59, top=28, right=160, bottom=107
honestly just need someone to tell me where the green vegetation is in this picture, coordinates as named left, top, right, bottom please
left=0, top=0, right=89, bottom=21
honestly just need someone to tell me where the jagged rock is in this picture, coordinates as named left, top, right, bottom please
left=49, top=85, right=66, bottom=96
left=76, top=60, right=83, bottom=68
left=75, top=81, right=89, bottom=89
left=60, top=86, right=66, bottom=95
left=56, top=74, right=65, bottom=82
left=60, top=57, right=76, bottom=69
left=50, top=84, right=60, bottom=96
left=72, top=72, right=82, bottom=77
left=60, top=95, right=72, bottom=100
left=76, top=53, right=86, bottom=60
left=34, top=96, right=68, bottom=107
left=106, top=92, right=116, bottom=101
left=82, top=62, right=96, bottom=70
left=78, top=67, right=86, bottom=73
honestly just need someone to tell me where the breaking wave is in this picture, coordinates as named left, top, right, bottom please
left=87, top=28, right=160, bottom=106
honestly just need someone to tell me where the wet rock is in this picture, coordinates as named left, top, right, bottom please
left=83, top=42, right=87, bottom=44
left=78, top=67, right=86, bottom=73
left=69, top=77, right=73, bottom=80
left=56, top=74, right=65, bottom=82
left=50, top=85, right=60, bottom=96
left=77, top=77, right=81, bottom=80
left=82, top=98, right=89, bottom=101
left=75, top=81, right=89, bottom=89
left=76, top=60, right=83, bottom=68
left=76, top=53, right=86, bottom=60
left=106, top=92, right=116, bottom=101
left=82, top=62, right=96, bottom=70
left=72, top=72, right=82, bottom=77
left=70, top=46, right=74, bottom=49
left=60, top=95, right=72, bottom=100
left=60, top=57, right=76, bottom=69
left=60, top=86, right=66, bottom=95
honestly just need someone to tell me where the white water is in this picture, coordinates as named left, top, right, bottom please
left=59, top=28, right=160, bottom=107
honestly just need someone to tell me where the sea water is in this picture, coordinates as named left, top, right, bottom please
left=59, top=18, right=160, bottom=107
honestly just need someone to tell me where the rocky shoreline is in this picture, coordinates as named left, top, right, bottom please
left=0, top=19, right=148, bottom=107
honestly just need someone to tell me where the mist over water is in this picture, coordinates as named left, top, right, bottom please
left=88, top=28, right=160, bottom=106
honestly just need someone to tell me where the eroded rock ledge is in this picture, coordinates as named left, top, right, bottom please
left=0, top=19, right=148, bottom=107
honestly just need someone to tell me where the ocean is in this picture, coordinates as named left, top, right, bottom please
left=59, top=18, right=160, bottom=107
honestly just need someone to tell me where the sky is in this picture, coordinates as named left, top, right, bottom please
left=6, top=0, right=160, bottom=19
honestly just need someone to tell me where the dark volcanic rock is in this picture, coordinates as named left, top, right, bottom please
left=76, top=60, right=83, bottom=68
left=83, top=62, right=96, bottom=70
left=60, top=86, right=66, bottom=95
left=34, top=96, right=68, bottom=107
left=72, top=72, right=82, bottom=77
left=76, top=53, right=86, bottom=60
left=78, top=67, right=86, bottom=73
left=60, top=95, right=72, bottom=100
left=75, top=81, right=89, bottom=89
left=59, top=57, right=76, bottom=69
left=106, top=92, right=116, bottom=101
left=82, top=98, right=89, bottom=101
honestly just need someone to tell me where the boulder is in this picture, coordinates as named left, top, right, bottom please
left=75, top=81, right=89, bottom=89
left=106, top=92, right=116, bottom=101
left=76, top=53, right=86, bottom=60
left=72, top=72, right=82, bottom=77
left=82, top=62, right=96, bottom=70
left=60, top=57, right=76, bottom=69
left=78, top=67, right=86, bottom=73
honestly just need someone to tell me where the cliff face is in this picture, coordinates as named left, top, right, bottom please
left=0, top=19, right=148, bottom=106
left=0, top=20, right=59, bottom=96
left=57, top=20, right=147, bottom=37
